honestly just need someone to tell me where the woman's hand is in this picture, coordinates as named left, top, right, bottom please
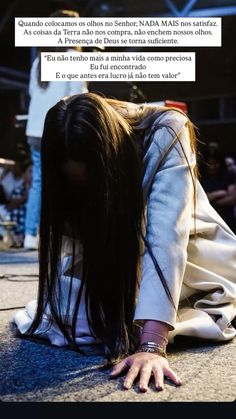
left=110, top=352, right=181, bottom=392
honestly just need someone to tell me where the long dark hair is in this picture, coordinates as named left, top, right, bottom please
left=25, top=93, right=197, bottom=362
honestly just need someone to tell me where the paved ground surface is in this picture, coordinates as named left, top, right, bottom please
left=0, top=247, right=236, bottom=403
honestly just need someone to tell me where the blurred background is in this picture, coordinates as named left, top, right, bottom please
left=0, top=0, right=236, bottom=158
left=1, top=0, right=236, bottom=247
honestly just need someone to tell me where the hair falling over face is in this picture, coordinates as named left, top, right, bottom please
left=24, top=92, right=198, bottom=363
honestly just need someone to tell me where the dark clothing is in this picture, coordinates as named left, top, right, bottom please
left=0, top=185, right=7, bottom=204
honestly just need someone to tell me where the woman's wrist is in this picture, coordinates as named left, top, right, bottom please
left=136, top=342, right=168, bottom=359
left=140, top=320, right=170, bottom=348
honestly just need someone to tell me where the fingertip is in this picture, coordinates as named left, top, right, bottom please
left=165, top=369, right=182, bottom=387
left=109, top=369, right=118, bottom=377
left=139, top=387, right=148, bottom=393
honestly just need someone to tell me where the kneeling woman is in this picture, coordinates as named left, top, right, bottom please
left=13, top=93, right=236, bottom=392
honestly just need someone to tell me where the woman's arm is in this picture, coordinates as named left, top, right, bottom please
left=135, top=119, right=195, bottom=329
left=140, top=320, right=170, bottom=346
left=111, top=112, right=195, bottom=391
